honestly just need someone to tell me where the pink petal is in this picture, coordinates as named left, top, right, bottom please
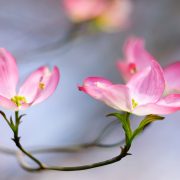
left=0, top=95, right=17, bottom=110
left=31, top=66, right=60, bottom=105
left=127, top=60, right=165, bottom=105
left=133, top=104, right=179, bottom=116
left=79, top=77, right=113, bottom=96
left=19, top=103, right=30, bottom=110
left=79, top=77, right=132, bottom=112
left=19, top=66, right=49, bottom=103
left=164, top=61, right=180, bottom=93
left=0, top=48, right=18, bottom=98
left=19, top=66, right=60, bottom=105
left=133, top=94, right=180, bottom=115
left=157, top=94, right=180, bottom=107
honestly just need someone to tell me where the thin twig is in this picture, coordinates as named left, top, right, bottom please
left=15, top=112, right=132, bottom=172
left=17, top=144, right=131, bottom=172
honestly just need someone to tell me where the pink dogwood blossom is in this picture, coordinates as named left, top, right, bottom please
left=63, top=0, right=132, bottom=31
left=117, top=37, right=180, bottom=93
left=94, top=0, right=132, bottom=32
left=0, top=48, right=60, bottom=110
left=63, top=0, right=107, bottom=22
left=79, top=59, right=180, bottom=116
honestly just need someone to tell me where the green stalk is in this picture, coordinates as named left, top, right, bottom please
left=12, top=111, right=44, bottom=169
left=1, top=111, right=135, bottom=172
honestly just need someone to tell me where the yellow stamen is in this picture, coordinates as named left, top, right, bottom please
left=132, top=99, right=138, bottom=109
left=39, top=83, right=45, bottom=90
left=11, top=96, right=27, bottom=107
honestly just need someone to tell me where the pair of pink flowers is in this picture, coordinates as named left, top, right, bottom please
left=0, top=37, right=180, bottom=116
left=79, top=37, right=180, bottom=116
left=63, top=0, right=132, bottom=31
left=0, top=49, right=59, bottom=111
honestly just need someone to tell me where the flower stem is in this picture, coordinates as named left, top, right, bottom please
left=14, top=111, right=132, bottom=172
left=1, top=111, right=133, bottom=172
left=43, top=144, right=131, bottom=171
left=12, top=111, right=45, bottom=169
left=17, top=143, right=131, bottom=172
left=13, top=133, right=45, bottom=169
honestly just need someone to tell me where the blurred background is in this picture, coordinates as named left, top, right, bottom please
left=0, top=0, right=180, bottom=179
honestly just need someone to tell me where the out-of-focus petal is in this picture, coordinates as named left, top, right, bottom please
left=0, top=95, right=17, bottom=110
left=127, top=60, right=165, bottom=105
left=0, top=48, right=18, bottom=98
left=63, top=0, right=106, bottom=22
left=164, top=61, right=180, bottom=93
left=79, top=77, right=132, bottom=112
left=31, top=66, right=60, bottom=105
left=95, top=0, right=132, bottom=31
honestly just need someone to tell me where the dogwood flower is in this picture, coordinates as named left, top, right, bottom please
left=94, top=0, right=132, bottom=32
left=79, top=59, right=180, bottom=116
left=0, top=48, right=60, bottom=110
left=63, top=0, right=132, bottom=31
left=63, top=0, right=107, bottom=22
left=117, top=37, right=180, bottom=93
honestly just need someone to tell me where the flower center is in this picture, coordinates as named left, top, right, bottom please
left=132, top=99, right=138, bottom=109
left=11, top=96, right=27, bottom=107
left=39, top=82, right=45, bottom=90
left=128, top=63, right=137, bottom=74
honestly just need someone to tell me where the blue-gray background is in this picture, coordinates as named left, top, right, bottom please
left=0, top=0, right=180, bottom=179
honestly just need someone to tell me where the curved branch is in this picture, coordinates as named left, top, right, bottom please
left=2, top=111, right=151, bottom=172
left=15, top=112, right=132, bottom=172
left=17, top=144, right=131, bottom=172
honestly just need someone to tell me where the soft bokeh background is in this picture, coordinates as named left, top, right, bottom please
left=0, top=0, right=180, bottom=179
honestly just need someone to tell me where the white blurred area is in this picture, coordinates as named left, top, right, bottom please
left=0, top=0, right=180, bottom=180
